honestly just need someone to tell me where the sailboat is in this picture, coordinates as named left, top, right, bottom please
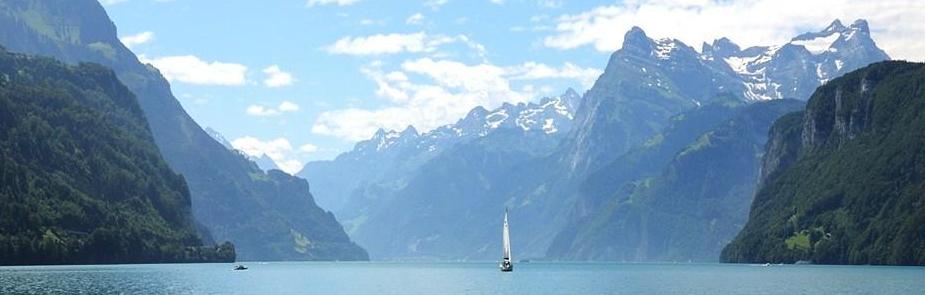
left=500, top=208, right=513, bottom=272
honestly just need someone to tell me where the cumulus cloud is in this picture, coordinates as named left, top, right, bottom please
left=306, top=0, right=359, bottom=7
left=543, top=0, right=925, bottom=61
left=120, top=31, right=154, bottom=48
left=262, top=65, right=295, bottom=87
left=507, top=62, right=602, bottom=88
left=312, top=58, right=529, bottom=141
left=230, top=137, right=304, bottom=174
left=139, top=55, right=247, bottom=86
left=312, top=58, right=594, bottom=141
left=424, top=0, right=448, bottom=10
left=537, top=0, right=563, bottom=8
left=299, top=143, right=320, bottom=153
left=246, top=101, right=300, bottom=117
left=325, top=32, right=463, bottom=56
left=406, top=13, right=424, bottom=25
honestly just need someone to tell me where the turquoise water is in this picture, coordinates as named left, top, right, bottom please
left=1, top=262, right=923, bottom=294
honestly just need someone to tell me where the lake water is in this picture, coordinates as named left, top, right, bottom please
left=1, top=262, right=923, bottom=294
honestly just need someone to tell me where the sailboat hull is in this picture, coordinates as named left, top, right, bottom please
left=500, top=260, right=513, bottom=272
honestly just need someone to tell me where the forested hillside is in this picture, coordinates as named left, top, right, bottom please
left=0, top=48, right=233, bottom=265
left=723, top=61, right=925, bottom=265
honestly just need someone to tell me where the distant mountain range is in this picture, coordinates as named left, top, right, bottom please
left=299, top=88, right=581, bottom=213
left=0, top=0, right=367, bottom=261
left=302, top=19, right=890, bottom=261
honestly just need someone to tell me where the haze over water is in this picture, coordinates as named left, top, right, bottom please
left=1, top=262, right=923, bottom=294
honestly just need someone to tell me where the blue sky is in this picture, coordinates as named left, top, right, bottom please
left=99, top=0, right=924, bottom=173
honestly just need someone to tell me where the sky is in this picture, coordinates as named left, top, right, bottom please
left=99, top=0, right=925, bottom=174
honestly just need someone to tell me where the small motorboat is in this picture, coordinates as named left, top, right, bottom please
left=233, top=264, right=248, bottom=271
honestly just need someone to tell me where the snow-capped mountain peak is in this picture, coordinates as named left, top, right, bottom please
left=343, top=89, right=584, bottom=159
left=702, top=18, right=888, bottom=101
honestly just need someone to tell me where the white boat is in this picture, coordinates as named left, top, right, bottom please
left=500, top=208, right=513, bottom=272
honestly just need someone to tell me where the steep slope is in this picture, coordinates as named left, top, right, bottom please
left=560, top=28, right=738, bottom=177
left=0, top=49, right=233, bottom=265
left=543, top=19, right=888, bottom=262
left=0, top=0, right=366, bottom=261
left=549, top=99, right=803, bottom=261
left=565, top=19, right=887, bottom=177
left=722, top=61, right=925, bottom=265
left=575, top=95, right=745, bottom=215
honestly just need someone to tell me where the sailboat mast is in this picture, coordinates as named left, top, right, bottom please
left=502, top=209, right=511, bottom=261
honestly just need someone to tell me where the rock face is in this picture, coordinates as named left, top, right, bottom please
left=723, top=61, right=925, bottom=265
left=0, top=0, right=367, bottom=261
left=0, top=49, right=234, bottom=265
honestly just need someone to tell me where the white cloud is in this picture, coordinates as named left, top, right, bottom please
left=230, top=137, right=303, bottom=174
left=490, top=0, right=505, bottom=4
left=246, top=101, right=300, bottom=117
left=406, top=13, right=424, bottom=25
left=279, top=101, right=300, bottom=112
left=507, top=62, right=602, bottom=88
left=424, top=0, right=448, bottom=10
left=359, top=19, right=385, bottom=26
left=543, top=0, right=925, bottom=61
left=262, top=65, right=295, bottom=87
left=139, top=55, right=247, bottom=86
left=120, top=31, right=154, bottom=48
left=299, top=143, right=320, bottom=153
left=246, top=105, right=279, bottom=117
left=537, top=0, right=563, bottom=8
left=312, top=56, right=600, bottom=141
left=306, top=0, right=359, bottom=7
left=325, top=32, right=455, bottom=56
left=312, top=58, right=577, bottom=141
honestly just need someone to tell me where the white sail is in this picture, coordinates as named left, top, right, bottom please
left=502, top=210, right=511, bottom=261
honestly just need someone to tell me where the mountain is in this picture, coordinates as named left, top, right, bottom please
left=564, top=19, right=887, bottom=177
left=702, top=20, right=889, bottom=101
left=548, top=99, right=804, bottom=261
left=301, top=19, right=889, bottom=261
left=204, top=127, right=234, bottom=150
left=541, top=19, right=887, bottom=262
left=0, top=0, right=367, bottom=261
left=299, top=89, right=582, bottom=259
left=299, top=89, right=581, bottom=214
left=722, top=61, right=925, bottom=265
left=0, top=48, right=233, bottom=265
left=529, top=19, right=886, bottom=261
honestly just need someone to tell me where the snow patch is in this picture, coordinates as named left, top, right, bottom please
left=654, top=39, right=677, bottom=60
left=791, top=33, right=840, bottom=55
left=542, top=119, right=557, bottom=134
left=485, top=109, right=509, bottom=129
